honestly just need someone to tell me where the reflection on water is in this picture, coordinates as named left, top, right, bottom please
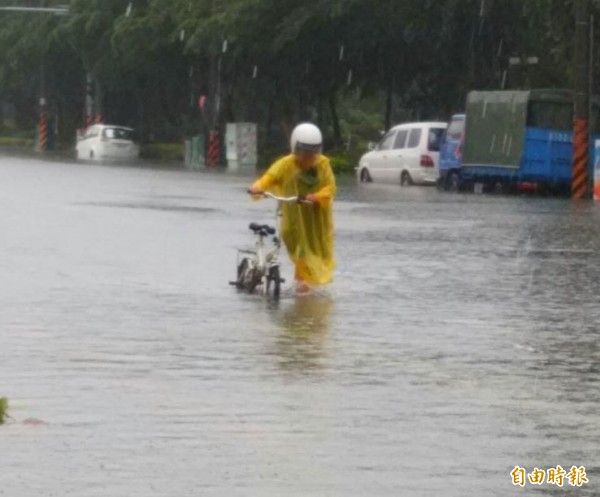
left=270, top=295, right=334, bottom=375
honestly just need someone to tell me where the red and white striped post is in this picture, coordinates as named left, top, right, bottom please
left=38, top=98, right=48, bottom=153
left=207, top=130, right=220, bottom=168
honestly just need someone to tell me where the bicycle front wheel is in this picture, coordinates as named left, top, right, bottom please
left=266, top=265, right=282, bottom=299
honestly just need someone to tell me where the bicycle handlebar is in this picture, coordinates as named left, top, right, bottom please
left=247, top=190, right=313, bottom=204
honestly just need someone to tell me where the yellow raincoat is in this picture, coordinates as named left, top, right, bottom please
left=252, top=154, right=336, bottom=285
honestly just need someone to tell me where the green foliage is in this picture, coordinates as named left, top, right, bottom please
left=336, top=94, right=385, bottom=164
left=329, top=154, right=352, bottom=175
left=0, top=136, right=35, bottom=147
left=0, top=397, right=8, bottom=425
left=0, top=0, right=591, bottom=153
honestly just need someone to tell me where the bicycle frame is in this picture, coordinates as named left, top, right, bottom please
left=242, top=189, right=312, bottom=270
left=236, top=229, right=281, bottom=278
left=231, top=191, right=313, bottom=294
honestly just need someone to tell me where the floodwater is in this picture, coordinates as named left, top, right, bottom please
left=1, top=153, right=599, bottom=496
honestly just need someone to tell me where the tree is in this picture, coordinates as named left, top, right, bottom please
left=0, top=0, right=586, bottom=155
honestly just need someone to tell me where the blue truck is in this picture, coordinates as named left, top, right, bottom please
left=438, top=89, right=600, bottom=194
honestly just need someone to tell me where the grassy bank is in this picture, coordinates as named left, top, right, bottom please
left=140, top=142, right=184, bottom=161
left=0, top=136, right=35, bottom=148
left=257, top=149, right=355, bottom=175
left=142, top=142, right=356, bottom=175
left=0, top=136, right=358, bottom=175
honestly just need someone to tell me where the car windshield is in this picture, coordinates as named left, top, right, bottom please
left=103, top=128, right=134, bottom=141
left=378, top=131, right=396, bottom=150
left=427, top=128, right=445, bottom=151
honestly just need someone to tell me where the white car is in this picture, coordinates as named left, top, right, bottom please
left=357, top=121, right=448, bottom=185
left=76, top=124, right=139, bottom=161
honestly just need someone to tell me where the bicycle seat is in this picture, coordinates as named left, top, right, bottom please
left=249, top=223, right=275, bottom=235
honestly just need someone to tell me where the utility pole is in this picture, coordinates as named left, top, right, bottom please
left=85, top=73, right=94, bottom=128
left=589, top=14, right=596, bottom=198
left=0, top=6, right=68, bottom=14
left=573, top=0, right=591, bottom=199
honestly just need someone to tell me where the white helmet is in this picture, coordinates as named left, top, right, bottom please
left=290, top=123, right=323, bottom=153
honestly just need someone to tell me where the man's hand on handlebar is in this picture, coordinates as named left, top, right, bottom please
left=248, top=186, right=264, bottom=196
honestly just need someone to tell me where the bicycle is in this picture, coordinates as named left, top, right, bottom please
left=229, top=191, right=312, bottom=299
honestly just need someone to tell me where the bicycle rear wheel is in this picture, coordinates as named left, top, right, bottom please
left=236, top=258, right=247, bottom=281
left=235, top=258, right=253, bottom=291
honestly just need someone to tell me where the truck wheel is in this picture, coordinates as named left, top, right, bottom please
left=448, top=171, right=461, bottom=191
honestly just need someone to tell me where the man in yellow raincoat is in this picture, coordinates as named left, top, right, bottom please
left=249, top=123, right=336, bottom=291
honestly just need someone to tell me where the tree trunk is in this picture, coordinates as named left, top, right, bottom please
left=384, top=82, right=393, bottom=131
left=317, top=94, right=324, bottom=130
left=265, top=92, right=275, bottom=149
left=208, top=52, right=218, bottom=129
left=329, top=91, right=342, bottom=147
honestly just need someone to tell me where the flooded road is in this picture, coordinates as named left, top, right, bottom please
left=1, top=153, right=599, bottom=496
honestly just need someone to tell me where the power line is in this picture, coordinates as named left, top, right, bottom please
left=0, top=6, right=69, bottom=15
